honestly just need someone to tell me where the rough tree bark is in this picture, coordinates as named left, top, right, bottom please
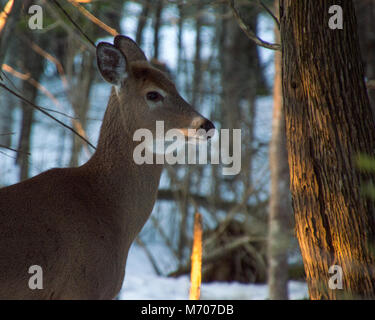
left=268, top=0, right=292, bottom=300
left=280, top=0, right=375, bottom=299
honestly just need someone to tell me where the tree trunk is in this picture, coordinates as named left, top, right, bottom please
left=136, top=0, right=151, bottom=46
left=0, top=0, right=23, bottom=149
left=16, top=27, right=45, bottom=181
left=153, top=0, right=163, bottom=60
left=69, top=50, right=95, bottom=167
left=280, top=0, right=375, bottom=299
left=268, top=0, right=292, bottom=300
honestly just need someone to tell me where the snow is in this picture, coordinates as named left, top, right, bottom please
left=119, top=244, right=309, bottom=300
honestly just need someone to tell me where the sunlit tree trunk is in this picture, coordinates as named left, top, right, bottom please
left=280, top=0, right=375, bottom=299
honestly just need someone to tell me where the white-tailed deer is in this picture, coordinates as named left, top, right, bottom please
left=0, top=35, right=214, bottom=299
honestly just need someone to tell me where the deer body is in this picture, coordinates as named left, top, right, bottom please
left=0, top=36, right=213, bottom=299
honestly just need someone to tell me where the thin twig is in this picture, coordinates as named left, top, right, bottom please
left=0, top=149, right=16, bottom=159
left=51, top=0, right=96, bottom=47
left=67, top=0, right=119, bottom=36
left=24, top=37, right=69, bottom=90
left=2, top=63, right=93, bottom=152
left=150, top=215, right=179, bottom=259
left=43, top=0, right=95, bottom=52
left=0, top=83, right=96, bottom=150
left=0, top=144, right=31, bottom=155
left=227, top=0, right=281, bottom=51
left=0, top=68, right=19, bottom=92
left=135, top=237, right=162, bottom=276
left=257, top=0, right=280, bottom=29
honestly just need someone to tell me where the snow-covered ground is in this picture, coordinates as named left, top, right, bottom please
left=119, top=244, right=309, bottom=300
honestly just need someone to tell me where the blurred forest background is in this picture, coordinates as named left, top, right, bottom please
left=0, top=0, right=374, bottom=299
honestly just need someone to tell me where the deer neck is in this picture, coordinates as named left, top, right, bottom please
left=84, top=88, right=163, bottom=236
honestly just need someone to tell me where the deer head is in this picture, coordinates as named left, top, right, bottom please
left=96, top=35, right=215, bottom=145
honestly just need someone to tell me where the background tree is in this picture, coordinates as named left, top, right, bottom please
left=267, top=0, right=292, bottom=300
left=0, top=0, right=23, bottom=151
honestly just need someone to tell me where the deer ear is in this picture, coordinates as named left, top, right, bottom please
left=96, top=42, right=127, bottom=85
left=114, top=35, right=147, bottom=63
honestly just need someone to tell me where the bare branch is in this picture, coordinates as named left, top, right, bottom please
left=169, top=236, right=257, bottom=277
left=51, top=0, right=96, bottom=47
left=2, top=63, right=93, bottom=153
left=135, top=237, right=162, bottom=276
left=227, top=0, right=281, bottom=51
left=256, top=0, right=280, bottom=29
left=0, top=83, right=96, bottom=150
left=0, top=144, right=30, bottom=155
left=157, top=188, right=267, bottom=213
left=43, top=0, right=95, bottom=53
left=67, top=0, right=119, bottom=37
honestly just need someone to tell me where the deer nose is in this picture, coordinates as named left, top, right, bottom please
left=199, top=120, right=215, bottom=139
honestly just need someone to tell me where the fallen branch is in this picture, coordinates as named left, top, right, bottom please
left=156, top=189, right=267, bottom=213
left=169, top=235, right=254, bottom=277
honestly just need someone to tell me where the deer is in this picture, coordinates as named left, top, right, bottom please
left=0, top=35, right=214, bottom=299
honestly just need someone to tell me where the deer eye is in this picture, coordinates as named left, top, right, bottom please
left=146, top=91, right=163, bottom=102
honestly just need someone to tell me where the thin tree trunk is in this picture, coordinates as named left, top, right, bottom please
left=17, top=82, right=35, bottom=182
left=153, top=0, right=163, bottom=60
left=16, top=69, right=43, bottom=181
left=268, top=0, right=292, bottom=300
left=192, top=2, right=203, bottom=108
left=177, top=1, right=184, bottom=77
left=16, top=25, right=45, bottom=181
left=69, top=50, right=95, bottom=167
left=136, top=0, right=151, bottom=47
left=0, top=0, right=23, bottom=149
left=177, top=3, right=204, bottom=261
left=0, top=0, right=23, bottom=67
left=280, top=0, right=375, bottom=299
